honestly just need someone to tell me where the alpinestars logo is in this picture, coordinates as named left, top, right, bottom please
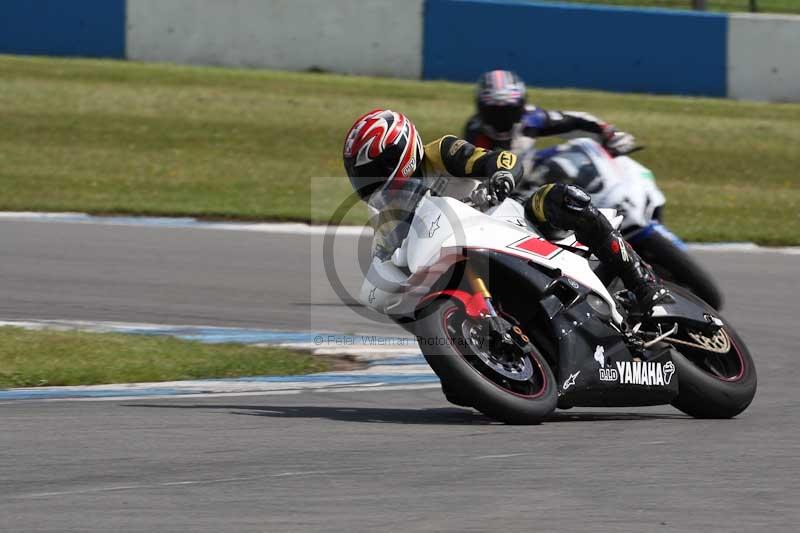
left=427, top=214, right=441, bottom=238
left=615, top=360, right=676, bottom=386
left=562, top=371, right=580, bottom=391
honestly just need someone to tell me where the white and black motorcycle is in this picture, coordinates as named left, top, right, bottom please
left=360, top=178, right=755, bottom=424
left=523, top=138, right=724, bottom=309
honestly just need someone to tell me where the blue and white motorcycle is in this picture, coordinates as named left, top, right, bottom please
left=525, top=138, right=724, bottom=310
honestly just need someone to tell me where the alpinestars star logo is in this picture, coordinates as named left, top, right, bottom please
left=427, top=214, right=441, bottom=238
left=563, top=371, right=580, bottom=391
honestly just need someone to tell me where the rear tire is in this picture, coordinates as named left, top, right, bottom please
left=634, top=230, right=724, bottom=310
left=664, top=284, right=757, bottom=418
left=416, top=299, right=557, bottom=424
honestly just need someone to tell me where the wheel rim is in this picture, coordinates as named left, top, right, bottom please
left=661, top=307, right=745, bottom=383
left=442, top=306, right=548, bottom=398
left=654, top=283, right=746, bottom=383
left=461, top=320, right=534, bottom=381
left=673, top=326, right=746, bottom=382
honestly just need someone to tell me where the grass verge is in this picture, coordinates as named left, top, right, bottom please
left=0, top=326, right=329, bottom=388
left=0, top=55, right=798, bottom=244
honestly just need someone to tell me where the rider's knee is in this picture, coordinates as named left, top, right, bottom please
left=526, top=183, right=593, bottom=230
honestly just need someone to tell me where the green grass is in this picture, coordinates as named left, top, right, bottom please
left=0, top=326, right=329, bottom=388
left=0, top=54, right=799, bottom=244
left=537, top=0, right=800, bottom=14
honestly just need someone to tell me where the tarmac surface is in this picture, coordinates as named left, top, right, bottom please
left=1, top=219, right=798, bottom=531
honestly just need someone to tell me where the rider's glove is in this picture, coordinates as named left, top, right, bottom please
left=602, top=126, right=637, bottom=157
left=489, top=170, right=515, bottom=202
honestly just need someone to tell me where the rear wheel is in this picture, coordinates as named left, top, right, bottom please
left=662, top=284, right=756, bottom=418
left=416, top=299, right=557, bottom=424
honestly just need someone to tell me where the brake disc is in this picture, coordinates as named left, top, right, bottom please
left=463, top=322, right=534, bottom=381
left=687, top=329, right=731, bottom=354
left=666, top=328, right=731, bottom=354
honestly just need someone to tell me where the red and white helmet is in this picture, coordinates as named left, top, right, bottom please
left=343, top=109, right=424, bottom=200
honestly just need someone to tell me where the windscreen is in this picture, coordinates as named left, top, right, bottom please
left=548, top=149, right=603, bottom=193
left=367, top=177, right=430, bottom=261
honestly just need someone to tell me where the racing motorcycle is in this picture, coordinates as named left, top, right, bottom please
left=359, top=178, right=756, bottom=424
left=522, top=138, right=724, bottom=309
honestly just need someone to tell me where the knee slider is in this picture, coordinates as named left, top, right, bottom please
left=525, top=183, right=550, bottom=223
left=527, top=183, right=590, bottom=230
left=562, top=184, right=591, bottom=211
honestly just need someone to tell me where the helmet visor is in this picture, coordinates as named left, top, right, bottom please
left=479, top=104, right=524, bottom=133
left=367, top=177, right=429, bottom=259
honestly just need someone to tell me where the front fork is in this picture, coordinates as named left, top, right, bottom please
left=464, top=264, right=530, bottom=349
left=465, top=264, right=498, bottom=318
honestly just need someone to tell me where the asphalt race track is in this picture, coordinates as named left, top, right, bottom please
left=1, top=220, right=799, bottom=532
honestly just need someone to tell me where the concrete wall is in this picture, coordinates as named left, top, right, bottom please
left=1, top=0, right=798, bottom=102
left=423, top=0, right=728, bottom=97
left=728, top=14, right=800, bottom=102
left=126, top=0, right=424, bottom=78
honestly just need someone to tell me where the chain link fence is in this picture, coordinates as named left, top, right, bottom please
left=539, top=1, right=800, bottom=13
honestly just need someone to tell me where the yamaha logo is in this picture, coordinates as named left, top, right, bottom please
left=615, top=360, right=675, bottom=386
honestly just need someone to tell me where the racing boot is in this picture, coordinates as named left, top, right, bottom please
left=525, top=183, right=671, bottom=315
left=597, top=233, right=673, bottom=316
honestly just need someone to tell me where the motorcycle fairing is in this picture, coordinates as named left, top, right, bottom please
left=648, top=289, right=724, bottom=333
left=416, top=249, right=680, bottom=408
left=540, top=138, right=666, bottom=232
left=547, top=293, right=679, bottom=408
left=626, top=221, right=689, bottom=252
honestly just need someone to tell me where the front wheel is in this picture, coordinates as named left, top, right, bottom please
left=416, top=299, right=557, bottom=424
left=663, top=284, right=757, bottom=418
left=633, top=229, right=724, bottom=310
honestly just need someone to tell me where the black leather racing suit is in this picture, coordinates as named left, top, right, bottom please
left=464, top=106, right=610, bottom=151
left=425, top=135, right=665, bottom=310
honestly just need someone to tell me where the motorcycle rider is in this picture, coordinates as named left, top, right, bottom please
left=464, top=70, right=637, bottom=162
left=344, top=109, right=669, bottom=314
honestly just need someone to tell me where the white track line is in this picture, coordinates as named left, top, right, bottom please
left=15, top=468, right=369, bottom=499
left=0, top=384, right=442, bottom=403
left=1, top=211, right=797, bottom=253
left=0, top=212, right=366, bottom=236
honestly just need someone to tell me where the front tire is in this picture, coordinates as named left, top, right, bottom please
left=633, top=230, right=724, bottom=310
left=416, top=299, right=558, bottom=424
left=664, top=284, right=757, bottom=418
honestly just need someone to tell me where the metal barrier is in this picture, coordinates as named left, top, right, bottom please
left=0, top=0, right=797, bottom=101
